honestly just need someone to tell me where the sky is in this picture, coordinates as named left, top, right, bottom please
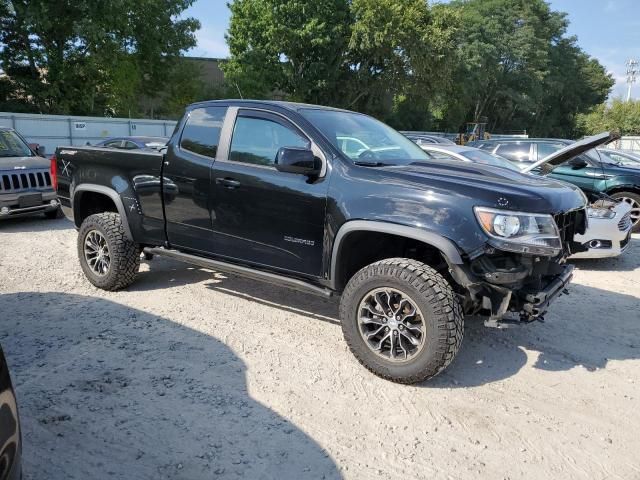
left=183, top=0, right=640, bottom=100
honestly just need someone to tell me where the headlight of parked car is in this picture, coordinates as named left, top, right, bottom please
left=587, top=207, right=616, bottom=219
left=474, top=206, right=562, bottom=256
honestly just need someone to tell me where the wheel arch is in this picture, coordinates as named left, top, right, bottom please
left=605, top=184, right=640, bottom=196
left=73, top=184, right=133, bottom=241
left=329, top=220, right=465, bottom=292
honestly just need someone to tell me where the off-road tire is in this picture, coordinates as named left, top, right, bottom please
left=44, top=206, right=63, bottom=219
left=339, top=258, right=464, bottom=384
left=77, top=212, right=140, bottom=291
left=610, top=191, right=640, bottom=232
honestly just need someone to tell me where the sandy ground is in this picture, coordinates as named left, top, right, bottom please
left=1, top=216, right=639, bottom=480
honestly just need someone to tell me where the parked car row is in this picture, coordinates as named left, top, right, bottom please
left=413, top=142, right=634, bottom=260
left=468, top=137, right=640, bottom=231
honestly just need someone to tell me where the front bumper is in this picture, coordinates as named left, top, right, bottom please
left=0, top=190, right=59, bottom=219
left=570, top=203, right=633, bottom=259
left=521, top=264, right=574, bottom=318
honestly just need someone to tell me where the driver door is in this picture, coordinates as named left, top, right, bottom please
left=209, top=108, right=330, bottom=277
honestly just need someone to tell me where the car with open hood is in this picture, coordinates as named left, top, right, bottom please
left=415, top=141, right=633, bottom=259
left=469, top=134, right=640, bottom=231
left=55, top=100, right=590, bottom=384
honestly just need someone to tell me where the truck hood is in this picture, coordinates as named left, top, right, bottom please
left=383, top=159, right=587, bottom=214
left=0, top=155, right=49, bottom=171
left=522, top=132, right=619, bottom=174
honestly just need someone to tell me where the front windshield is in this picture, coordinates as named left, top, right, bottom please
left=598, top=149, right=640, bottom=166
left=461, top=149, right=522, bottom=171
left=300, top=109, right=429, bottom=165
left=0, top=130, right=33, bottom=158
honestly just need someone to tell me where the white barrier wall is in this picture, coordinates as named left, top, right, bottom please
left=0, top=112, right=178, bottom=157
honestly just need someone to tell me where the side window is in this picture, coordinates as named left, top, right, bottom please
left=123, top=141, right=139, bottom=150
left=537, top=142, right=564, bottom=161
left=495, top=143, right=532, bottom=163
left=180, top=106, right=227, bottom=158
left=103, top=140, right=122, bottom=148
left=229, top=115, right=310, bottom=166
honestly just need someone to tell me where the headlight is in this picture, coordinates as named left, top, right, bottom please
left=587, top=207, right=616, bottom=219
left=474, top=206, right=562, bottom=255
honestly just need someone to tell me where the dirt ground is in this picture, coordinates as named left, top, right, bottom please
left=1, top=216, right=639, bottom=480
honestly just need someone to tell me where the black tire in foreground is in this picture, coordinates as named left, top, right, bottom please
left=339, top=258, right=463, bottom=384
left=77, top=212, right=140, bottom=291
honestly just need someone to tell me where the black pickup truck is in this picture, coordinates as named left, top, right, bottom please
left=56, top=100, right=592, bottom=384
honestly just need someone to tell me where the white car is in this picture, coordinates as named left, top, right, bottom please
left=571, top=199, right=633, bottom=259
left=416, top=143, right=633, bottom=259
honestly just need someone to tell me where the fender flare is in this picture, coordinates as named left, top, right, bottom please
left=329, top=220, right=465, bottom=290
left=72, top=183, right=134, bottom=241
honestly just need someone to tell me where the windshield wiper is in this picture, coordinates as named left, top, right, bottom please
left=353, top=160, right=391, bottom=167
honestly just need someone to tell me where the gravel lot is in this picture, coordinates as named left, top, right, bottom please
left=1, top=216, right=639, bottom=480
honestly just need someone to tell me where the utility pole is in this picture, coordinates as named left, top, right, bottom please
left=626, top=59, right=638, bottom=101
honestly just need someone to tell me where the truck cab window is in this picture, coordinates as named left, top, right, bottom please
left=180, top=106, right=227, bottom=158
left=229, top=116, right=309, bottom=166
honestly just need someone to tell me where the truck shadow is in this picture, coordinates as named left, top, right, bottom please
left=132, top=257, right=638, bottom=388
left=0, top=215, right=73, bottom=233
left=426, top=283, right=640, bottom=388
left=0, top=292, right=340, bottom=480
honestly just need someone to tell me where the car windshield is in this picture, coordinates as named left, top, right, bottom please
left=460, top=149, right=522, bottom=171
left=598, top=149, right=640, bottom=166
left=300, top=109, right=429, bottom=165
left=0, top=130, right=33, bottom=157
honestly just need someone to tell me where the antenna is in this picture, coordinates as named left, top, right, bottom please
left=234, top=82, right=244, bottom=100
left=626, top=59, right=638, bottom=102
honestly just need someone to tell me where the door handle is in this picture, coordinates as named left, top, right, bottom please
left=217, top=177, right=241, bottom=189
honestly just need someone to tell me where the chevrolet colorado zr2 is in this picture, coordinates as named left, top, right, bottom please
left=55, top=100, right=596, bottom=384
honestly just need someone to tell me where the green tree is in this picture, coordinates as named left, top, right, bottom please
left=0, top=0, right=200, bottom=116
left=437, top=0, right=612, bottom=137
left=224, top=0, right=351, bottom=104
left=223, top=0, right=459, bottom=125
left=577, top=99, right=640, bottom=137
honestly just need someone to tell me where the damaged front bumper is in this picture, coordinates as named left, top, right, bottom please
left=450, top=251, right=575, bottom=327
left=521, top=264, right=573, bottom=318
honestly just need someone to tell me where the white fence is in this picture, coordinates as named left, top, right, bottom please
left=607, top=136, right=640, bottom=152
left=0, top=112, right=178, bottom=157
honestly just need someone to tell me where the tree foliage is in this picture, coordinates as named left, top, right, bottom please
left=436, top=0, right=613, bottom=137
left=224, top=0, right=613, bottom=136
left=577, top=99, right=640, bottom=137
left=0, top=0, right=200, bottom=116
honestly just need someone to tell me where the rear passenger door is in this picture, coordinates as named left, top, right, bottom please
left=163, top=106, right=228, bottom=251
left=209, top=108, right=329, bottom=277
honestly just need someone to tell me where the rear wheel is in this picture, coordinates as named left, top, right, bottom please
left=610, top=192, right=640, bottom=232
left=77, top=212, right=140, bottom=291
left=339, top=258, right=464, bottom=384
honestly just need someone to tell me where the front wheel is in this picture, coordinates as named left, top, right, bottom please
left=610, top=192, right=640, bottom=232
left=339, top=258, right=464, bottom=384
left=77, top=212, right=140, bottom=291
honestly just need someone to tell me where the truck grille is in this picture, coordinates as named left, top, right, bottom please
left=554, top=208, right=586, bottom=246
left=0, top=169, right=52, bottom=192
left=618, top=212, right=632, bottom=231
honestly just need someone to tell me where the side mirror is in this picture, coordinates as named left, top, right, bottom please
left=568, top=157, right=588, bottom=169
left=275, top=147, right=321, bottom=176
left=36, top=145, right=47, bottom=157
